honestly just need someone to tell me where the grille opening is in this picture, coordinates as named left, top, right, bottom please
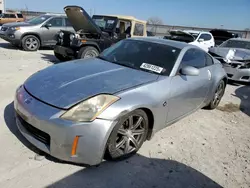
left=241, top=76, right=250, bottom=80
left=16, top=113, right=50, bottom=146
left=227, top=74, right=233, bottom=78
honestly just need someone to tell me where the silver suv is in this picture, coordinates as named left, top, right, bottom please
left=0, top=14, right=74, bottom=51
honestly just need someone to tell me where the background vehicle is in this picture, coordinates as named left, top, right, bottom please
left=209, top=29, right=240, bottom=46
left=0, top=12, right=25, bottom=26
left=209, top=38, right=250, bottom=83
left=15, top=38, right=227, bottom=166
left=54, top=5, right=147, bottom=61
left=164, top=30, right=215, bottom=52
left=0, top=14, right=74, bottom=51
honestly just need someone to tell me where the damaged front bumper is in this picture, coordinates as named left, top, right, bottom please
left=222, top=62, right=250, bottom=83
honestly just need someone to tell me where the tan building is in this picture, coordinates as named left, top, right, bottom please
left=0, top=0, right=4, bottom=14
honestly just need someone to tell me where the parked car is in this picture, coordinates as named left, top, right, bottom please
left=0, top=12, right=25, bottom=26
left=209, top=38, right=250, bottom=83
left=164, top=30, right=215, bottom=52
left=54, top=5, right=147, bottom=61
left=0, top=14, right=74, bottom=51
left=209, top=29, right=240, bottom=46
left=14, top=37, right=227, bottom=166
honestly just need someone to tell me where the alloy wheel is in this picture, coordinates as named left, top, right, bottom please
left=212, top=82, right=224, bottom=107
left=113, top=115, right=146, bottom=156
left=25, top=37, right=39, bottom=51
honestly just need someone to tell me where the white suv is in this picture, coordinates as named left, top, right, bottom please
left=165, top=30, right=215, bottom=52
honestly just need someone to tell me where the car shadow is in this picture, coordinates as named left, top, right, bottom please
left=46, top=154, right=223, bottom=188
left=233, top=85, right=250, bottom=116
left=40, top=53, right=60, bottom=64
left=0, top=42, right=20, bottom=50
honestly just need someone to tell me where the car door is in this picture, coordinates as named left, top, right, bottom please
left=167, top=48, right=212, bottom=123
left=40, top=17, right=65, bottom=45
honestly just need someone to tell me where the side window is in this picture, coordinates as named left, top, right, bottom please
left=133, top=23, right=144, bottom=36
left=65, top=18, right=72, bottom=26
left=4, top=14, right=11, bottom=18
left=9, top=14, right=16, bottom=18
left=181, top=49, right=206, bottom=69
left=205, top=53, right=214, bottom=66
left=199, top=34, right=212, bottom=41
left=46, top=17, right=63, bottom=27
left=17, top=14, right=23, bottom=18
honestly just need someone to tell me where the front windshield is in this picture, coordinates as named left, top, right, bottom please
left=26, top=15, right=51, bottom=25
left=220, top=39, right=250, bottom=50
left=92, top=16, right=117, bottom=31
left=98, top=39, right=181, bottom=76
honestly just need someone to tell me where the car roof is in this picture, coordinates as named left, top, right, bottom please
left=95, top=14, right=147, bottom=24
left=228, top=38, right=250, bottom=42
left=128, top=37, right=190, bottom=49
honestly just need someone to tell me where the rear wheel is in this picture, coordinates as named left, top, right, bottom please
left=77, top=46, right=99, bottom=59
left=21, top=35, right=40, bottom=51
left=105, top=109, right=149, bottom=160
left=205, top=80, right=225, bottom=109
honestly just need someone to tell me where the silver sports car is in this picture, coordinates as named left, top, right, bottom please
left=14, top=37, right=227, bottom=166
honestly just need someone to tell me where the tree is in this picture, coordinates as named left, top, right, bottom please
left=147, top=17, right=164, bottom=25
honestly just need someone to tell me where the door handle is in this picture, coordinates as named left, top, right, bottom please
left=207, top=70, right=212, bottom=80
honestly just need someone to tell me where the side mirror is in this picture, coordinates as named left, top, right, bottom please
left=198, top=38, right=204, bottom=42
left=44, top=23, right=52, bottom=28
left=180, top=66, right=199, bottom=76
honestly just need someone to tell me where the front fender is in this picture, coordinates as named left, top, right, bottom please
left=97, top=79, right=171, bottom=133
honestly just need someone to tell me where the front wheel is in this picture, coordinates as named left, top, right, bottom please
left=77, top=46, right=99, bottom=59
left=205, top=80, right=225, bottom=110
left=21, top=35, right=40, bottom=51
left=105, top=109, right=149, bottom=161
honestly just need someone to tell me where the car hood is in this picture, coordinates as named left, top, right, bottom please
left=24, top=58, right=158, bottom=109
left=64, top=5, right=101, bottom=34
left=167, top=30, right=195, bottom=43
left=209, top=47, right=250, bottom=61
left=2, top=22, right=32, bottom=27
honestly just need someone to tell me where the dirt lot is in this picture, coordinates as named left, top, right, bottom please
left=0, top=38, right=249, bottom=188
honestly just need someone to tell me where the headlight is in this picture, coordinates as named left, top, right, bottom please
left=58, top=31, right=64, bottom=38
left=10, top=27, right=20, bottom=31
left=61, top=94, right=120, bottom=122
left=70, top=33, right=75, bottom=41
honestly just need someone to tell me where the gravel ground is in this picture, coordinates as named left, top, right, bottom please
left=0, top=38, right=249, bottom=188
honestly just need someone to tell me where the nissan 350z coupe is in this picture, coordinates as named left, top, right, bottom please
left=14, top=37, right=227, bottom=166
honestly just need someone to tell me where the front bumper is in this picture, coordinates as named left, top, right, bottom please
left=0, top=30, right=21, bottom=46
left=223, top=64, right=250, bottom=83
left=14, top=85, right=116, bottom=165
left=54, top=45, right=76, bottom=59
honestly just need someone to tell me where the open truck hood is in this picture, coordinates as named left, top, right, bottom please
left=166, top=30, right=195, bottom=43
left=64, top=5, right=102, bottom=34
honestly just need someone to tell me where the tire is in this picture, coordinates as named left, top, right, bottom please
left=77, top=46, right=99, bottom=59
left=205, top=80, right=225, bottom=110
left=54, top=52, right=70, bottom=62
left=21, top=35, right=40, bottom=51
left=105, top=109, right=149, bottom=161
